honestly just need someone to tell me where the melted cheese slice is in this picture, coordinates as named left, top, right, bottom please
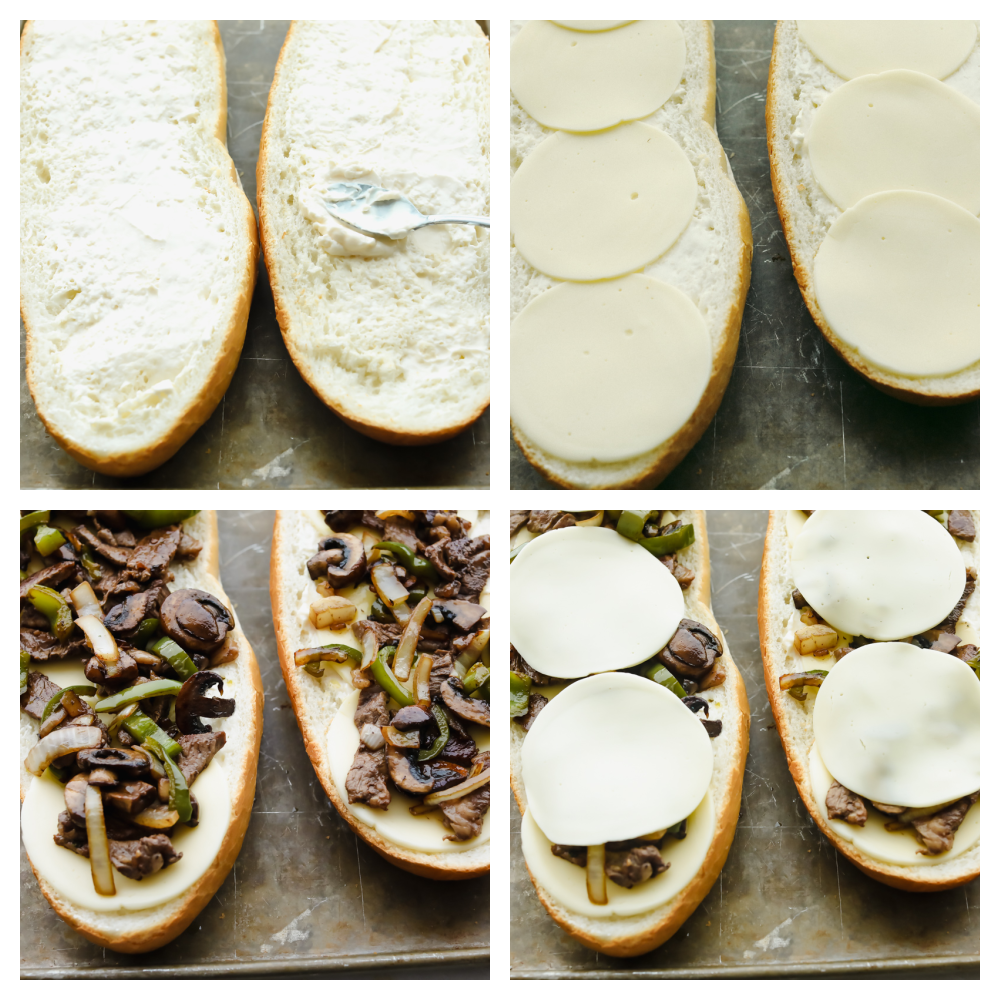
left=796, top=21, right=978, bottom=80
left=521, top=792, right=714, bottom=917
left=807, top=70, right=979, bottom=213
left=813, top=642, right=980, bottom=807
left=808, top=743, right=978, bottom=866
left=510, top=122, right=697, bottom=280
left=813, top=190, right=979, bottom=377
left=510, top=275, right=711, bottom=463
left=511, top=20, right=685, bottom=132
left=21, top=759, right=229, bottom=912
left=551, top=21, right=634, bottom=32
left=791, top=510, right=967, bottom=640
left=521, top=672, right=712, bottom=844
left=510, top=527, right=685, bottom=679
left=327, top=688, right=490, bottom=853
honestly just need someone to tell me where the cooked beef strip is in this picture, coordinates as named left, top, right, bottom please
left=20, top=561, right=79, bottom=598
left=175, top=532, right=203, bottom=561
left=527, top=510, right=576, bottom=533
left=20, top=630, right=90, bottom=663
left=175, top=732, right=226, bottom=786
left=352, top=620, right=402, bottom=649
left=76, top=526, right=132, bottom=567
left=701, top=719, right=723, bottom=738
left=94, top=569, right=142, bottom=608
left=20, top=607, right=51, bottom=630
left=105, top=781, right=157, bottom=817
left=354, top=685, right=391, bottom=729
left=912, top=797, right=975, bottom=855
left=93, top=511, right=129, bottom=532
left=424, top=538, right=458, bottom=582
left=516, top=693, right=548, bottom=732
left=826, top=782, right=867, bottom=825
left=551, top=844, right=587, bottom=867
left=947, top=510, right=976, bottom=542
left=109, top=835, right=181, bottom=880
left=127, top=526, right=181, bottom=582
left=322, top=510, right=366, bottom=532
left=21, top=671, right=63, bottom=718
left=510, top=646, right=554, bottom=687
left=660, top=554, right=695, bottom=590
left=96, top=526, right=137, bottom=548
left=345, top=747, right=391, bottom=809
left=936, top=569, right=977, bottom=633
left=870, top=801, right=906, bottom=816
left=54, top=811, right=89, bottom=855
left=428, top=652, right=456, bottom=701
left=605, top=844, right=668, bottom=888
left=103, top=586, right=166, bottom=638
left=381, top=516, right=423, bottom=553
left=441, top=786, right=491, bottom=841
left=955, top=644, right=980, bottom=665
left=510, top=511, right=530, bottom=537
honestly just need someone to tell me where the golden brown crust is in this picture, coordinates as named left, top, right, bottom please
left=758, top=511, right=979, bottom=892
left=269, top=512, right=488, bottom=880
left=702, top=20, right=718, bottom=126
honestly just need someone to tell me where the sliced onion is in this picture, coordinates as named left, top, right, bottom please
left=371, top=563, right=410, bottom=609
left=381, top=725, right=420, bottom=749
left=409, top=802, right=439, bottom=816
left=457, top=628, right=491, bottom=670
left=359, top=723, right=386, bottom=750
left=85, top=784, right=116, bottom=896
left=25, top=726, right=104, bottom=776
left=39, top=707, right=68, bottom=739
left=586, top=844, right=608, bottom=905
left=375, top=510, right=415, bottom=521
left=393, top=596, right=433, bottom=680
left=424, top=767, right=490, bottom=806
left=70, top=581, right=102, bottom=618
left=413, top=653, right=433, bottom=708
left=359, top=630, right=379, bottom=672
left=390, top=601, right=412, bottom=627
left=210, top=633, right=240, bottom=666
left=133, top=803, right=180, bottom=829
left=105, top=701, right=138, bottom=738
left=575, top=510, right=605, bottom=528
left=75, top=614, right=119, bottom=665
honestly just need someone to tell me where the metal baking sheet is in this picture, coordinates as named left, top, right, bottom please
left=20, top=20, right=489, bottom=489
left=21, top=511, right=489, bottom=979
left=509, top=510, right=979, bottom=979
left=510, top=20, right=979, bottom=490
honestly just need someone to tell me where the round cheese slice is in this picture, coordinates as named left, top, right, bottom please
left=510, top=275, right=711, bottom=463
left=510, top=526, right=686, bottom=679
left=21, top=758, right=230, bottom=912
left=510, top=122, right=697, bottom=281
left=813, top=190, right=979, bottom=377
left=511, top=20, right=686, bottom=132
left=796, top=21, right=978, bottom=80
left=791, top=510, right=967, bottom=640
left=813, top=642, right=980, bottom=807
left=521, top=672, right=713, bottom=845
left=551, top=21, right=634, bottom=32
left=806, top=70, right=979, bottom=214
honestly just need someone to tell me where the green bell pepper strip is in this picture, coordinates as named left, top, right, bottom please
left=20, top=650, right=30, bottom=696
left=132, top=618, right=160, bottom=645
left=417, top=703, right=451, bottom=762
left=667, top=818, right=687, bottom=839
left=80, top=546, right=103, bottom=580
left=370, top=645, right=414, bottom=706
left=143, top=740, right=192, bottom=823
left=510, top=672, right=531, bottom=718
left=637, top=522, right=696, bottom=557
left=369, top=598, right=395, bottom=624
left=34, top=524, right=67, bottom=557
left=147, top=635, right=197, bottom=681
left=95, top=679, right=183, bottom=714
left=40, top=684, right=97, bottom=723
left=373, top=540, right=440, bottom=583
left=407, top=584, right=428, bottom=605
left=463, top=664, right=490, bottom=695
left=122, top=709, right=182, bottom=759
left=509, top=542, right=528, bottom=563
left=20, top=510, right=50, bottom=534
left=646, top=663, right=687, bottom=699
left=295, top=644, right=362, bottom=678
left=124, top=510, right=199, bottom=529
left=616, top=510, right=654, bottom=542
left=27, top=585, right=75, bottom=641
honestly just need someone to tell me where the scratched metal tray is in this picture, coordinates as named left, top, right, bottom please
left=510, top=20, right=979, bottom=490
left=20, top=20, right=490, bottom=489
left=510, top=510, right=979, bottom=979
left=21, top=511, right=489, bottom=979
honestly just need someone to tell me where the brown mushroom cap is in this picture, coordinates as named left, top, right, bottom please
left=440, top=677, right=490, bottom=727
left=657, top=618, right=722, bottom=679
left=159, top=588, right=234, bottom=653
left=175, top=670, right=235, bottom=735
left=306, top=533, right=367, bottom=588
left=432, top=600, right=488, bottom=632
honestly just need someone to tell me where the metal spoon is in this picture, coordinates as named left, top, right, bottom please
left=323, top=181, right=489, bottom=239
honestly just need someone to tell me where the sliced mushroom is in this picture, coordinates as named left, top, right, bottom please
left=102, top=592, right=153, bottom=638
left=432, top=600, right=488, bottom=632
left=77, top=746, right=151, bottom=778
left=307, top=534, right=367, bottom=588
left=391, top=705, right=433, bottom=731
left=175, top=671, right=235, bottom=735
left=64, top=772, right=90, bottom=827
left=87, top=768, right=119, bottom=786
left=159, top=588, right=234, bottom=653
left=439, top=677, right=490, bottom=727
left=657, top=619, right=722, bottom=680
left=84, top=648, right=138, bottom=687
left=385, top=744, right=434, bottom=795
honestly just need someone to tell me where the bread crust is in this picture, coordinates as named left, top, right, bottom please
left=269, top=512, right=488, bottom=880
left=20, top=21, right=260, bottom=477
left=758, top=510, right=980, bottom=892
left=511, top=511, right=750, bottom=955
left=765, top=21, right=979, bottom=407
left=19, top=511, right=265, bottom=953
left=256, top=21, right=489, bottom=447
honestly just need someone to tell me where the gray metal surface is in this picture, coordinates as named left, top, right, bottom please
left=509, top=510, right=979, bottom=978
left=510, top=21, right=979, bottom=490
left=21, top=511, right=489, bottom=978
left=20, top=20, right=489, bottom=488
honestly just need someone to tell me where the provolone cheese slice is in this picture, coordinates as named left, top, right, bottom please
left=813, top=190, right=979, bottom=377
left=796, top=21, right=978, bottom=80
left=520, top=672, right=712, bottom=845
left=328, top=689, right=490, bottom=853
left=813, top=642, right=980, bottom=807
left=551, top=21, right=634, bottom=32
left=791, top=510, right=967, bottom=640
left=510, top=276, right=711, bottom=462
left=511, top=20, right=685, bottom=132
left=521, top=792, right=714, bottom=917
left=510, top=527, right=685, bottom=679
left=809, top=743, right=979, bottom=866
left=21, top=758, right=230, bottom=912
left=510, top=122, right=697, bottom=280
left=807, top=70, right=979, bottom=213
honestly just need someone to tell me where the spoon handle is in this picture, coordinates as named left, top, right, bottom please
left=418, top=215, right=490, bottom=229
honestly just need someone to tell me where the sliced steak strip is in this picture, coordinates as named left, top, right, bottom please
left=912, top=797, right=974, bottom=855
left=605, top=844, right=668, bottom=888
left=21, top=670, right=63, bottom=718
left=947, top=510, right=976, bottom=542
left=354, top=685, right=390, bottom=729
left=527, top=510, right=576, bottom=534
left=826, top=781, right=867, bottom=825
left=510, top=510, right=530, bottom=537
left=20, top=561, right=78, bottom=599
left=936, top=569, right=977, bottom=633
left=109, top=835, right=181, bottom=880
left=76, top=526, right=132, bottom=567
left=440, top=785, right=491, bottom=841
left=127, top=526, right=181, bottom=582
left=175, top=731, right=226, bottom=786
left=515, top=693, right=547, bottom=732
left=20, top=630, right=90, bottom=663
left=345, top=747, right=391, bottom=809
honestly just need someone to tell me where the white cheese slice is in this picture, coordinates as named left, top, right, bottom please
left=520, top=672, right=713, bottom=844
left=327, top=688, right=490, bottom=853
left=551, top=21, right=634, bottom=32
left=808, top=743, right=978, bottom=866
left=791, top=510, right=967, bottom=640
left=813, top=642, right=980, bottom=807
left=21, top=758, right=229, bottom=912
left=796, top=21, right=978, bottom=80
left=510, top=526, right=685, bottom=679
left=509, top=275, right=711, bottom=463
left=806, top=70, right=979, bottom=213
left=510, top=122, right=697, bottom=281
left=511, top=20, right=685, bottom=132
left=521, top=792, right=714, bottom=917
left=813, top=190, right=979, bottom=377
left=786, top=510, right=808, bottom=543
